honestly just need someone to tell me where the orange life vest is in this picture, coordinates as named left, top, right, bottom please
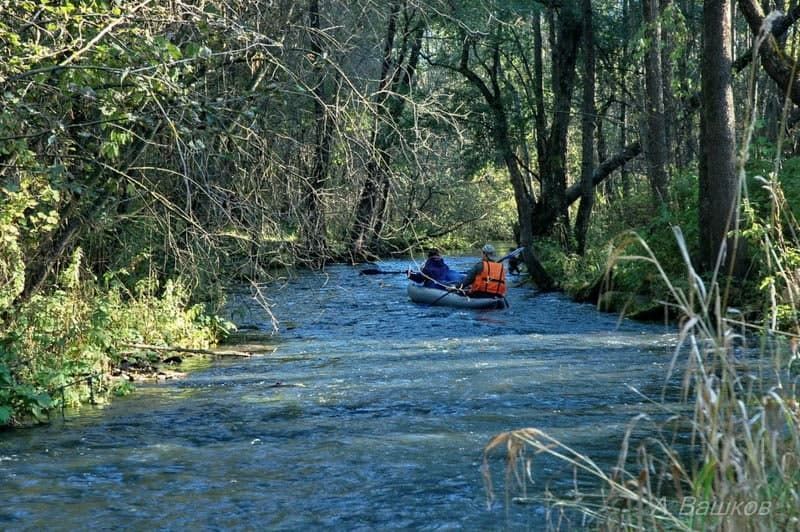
left=469, top=260, right=507, bottom=296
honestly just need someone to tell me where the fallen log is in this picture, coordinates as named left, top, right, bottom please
left=113, top=369, right=188, bottom=382
left=122, top=343, right=261, bottom=357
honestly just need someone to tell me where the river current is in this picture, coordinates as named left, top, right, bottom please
left=1, top=255, right=680, bottom=530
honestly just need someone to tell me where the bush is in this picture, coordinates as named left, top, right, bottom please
left=0, top=250, right=233, bottom=427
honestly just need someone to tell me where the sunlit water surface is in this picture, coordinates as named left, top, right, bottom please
left=1, top=257, right=681, bottom=530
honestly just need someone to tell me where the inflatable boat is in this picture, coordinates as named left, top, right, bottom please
left=406, top=283, right=507, bottom=309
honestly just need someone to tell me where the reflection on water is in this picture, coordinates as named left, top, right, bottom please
left=0, top=258, right=679, bottom=530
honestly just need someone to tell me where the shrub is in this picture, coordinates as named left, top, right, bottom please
left=0, top=250, right=233, bottom=427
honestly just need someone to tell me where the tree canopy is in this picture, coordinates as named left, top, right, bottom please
left=3, top=0, right=800, bottom=298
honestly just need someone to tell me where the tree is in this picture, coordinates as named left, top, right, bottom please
left=451, top=20, right=555, bottom=290
left=642, top=0, right=670, bottom=205
left=348, top=1, right=425, bottom=260
left=574, top=0, right=596, bottom=255
left=738, top=1, right=800, bottom=106
left=699, top=0, right=740, bottom=274
left=531, top=0, right=582, bottom=241
left=301, top=0, right=335, bottom=267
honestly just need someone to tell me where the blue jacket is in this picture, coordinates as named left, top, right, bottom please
left=420, top=257, right=462, bottom=287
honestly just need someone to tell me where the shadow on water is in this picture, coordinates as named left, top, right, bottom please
left=0, top=259, right=688, bottom=530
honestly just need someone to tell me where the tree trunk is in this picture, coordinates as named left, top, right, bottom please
left=532, top=0, right=581, bottom=242
left=456, top=31, right=555, bottom=291
left=619, top=0, right=632, bottom=197
left=676, top=1, right=699, bottom=167
left=302, top=0, right=331, bottom=267
left=565, top=141, right=642, bottom=205
left=699, top=0, right=741, bottom=275
left=642, top=0, right=670, bottom=205
left=575, top=0, right=596, bottom=255
left=349, top=2, right=423, bottom=260
left=618, top=97, right=630, bottom=196
left=349, top=1, right=400, bottom=260
left=738, top=0, right=800, bottom=106
left=532, top=11, right=548, bottom=173
left=660, top=0, right=677, bottom=166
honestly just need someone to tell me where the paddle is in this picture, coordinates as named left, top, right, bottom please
left=500, top=246, right=525, bottom=262
left=360, top=247, right=524, bottom=276
left=430, top=285, right=466, bottom=306
left=359, top=268, right=408, bottom=275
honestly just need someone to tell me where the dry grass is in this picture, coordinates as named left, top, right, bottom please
left=483, top=223, right=800, bottom=529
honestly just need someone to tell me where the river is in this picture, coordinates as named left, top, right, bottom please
left=1, top=255, right=680, bottom=530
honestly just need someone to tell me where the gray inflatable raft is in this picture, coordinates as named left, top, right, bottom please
left=406, top=283, right=507, bottom=309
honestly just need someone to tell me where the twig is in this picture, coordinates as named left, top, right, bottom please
left=58, top=0, right=154, bottom=68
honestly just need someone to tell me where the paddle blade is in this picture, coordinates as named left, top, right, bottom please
left=359, top=268, right=406, bottom=275
left=499, top=247, right=525, bottom=262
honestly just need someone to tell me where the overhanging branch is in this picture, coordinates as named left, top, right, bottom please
left=564, top=141, right=642, bottom=206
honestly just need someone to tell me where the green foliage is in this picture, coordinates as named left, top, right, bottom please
left=450, top=165, right=517, bottom=243
left=0, top=365, right=52, bottom=425
left=0, top=176, right=62, bottom=313
left=0, top=250, right=233, bottom=427
left=112, top=380, right=135, bottom=397
left=549, top=172, right=700, bottom=314
left=539, top=240, right=606, bottom=296
left=104, top=276, right=235, bottom=349
left=0, top=0, right=244, bottom=423
left=390, top=157, right=517, bottom=252
left=735, top=151, right=800, bottom=328
left=745, top=152, right=800, bottom=223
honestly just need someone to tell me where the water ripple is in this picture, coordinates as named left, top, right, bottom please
left=0, top=259, right=680, bottom=530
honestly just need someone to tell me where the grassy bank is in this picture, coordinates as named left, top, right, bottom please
left=0, top=252, right=233, bottom=428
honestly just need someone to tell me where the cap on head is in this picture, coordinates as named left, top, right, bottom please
left=481, top=244, right=495, bottom=256
left=427, top=248, right=441, bottom=258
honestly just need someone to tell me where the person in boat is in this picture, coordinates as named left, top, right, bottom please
left=507, top=246, right=522, bottom=275
left=409, top=248, right=462, bottom=287
left=420, top=248, right=463, bottom=287
left=457, top=244, right=507, bottom=297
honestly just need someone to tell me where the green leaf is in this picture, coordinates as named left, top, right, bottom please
left=36, top=392, right=53, bottom=409
left=166, top=42, right=182, bottom=60
left=184, top=42, right=201, bottom=58
left=694, top=459, right=717, bottom=500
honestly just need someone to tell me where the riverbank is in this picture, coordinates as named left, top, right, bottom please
left=111, top=338, right=276, bottom=381
left=0, top=278, right=236, bottom=428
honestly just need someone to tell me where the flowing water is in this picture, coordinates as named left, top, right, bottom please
left=1, top=256, right=682, bottom=530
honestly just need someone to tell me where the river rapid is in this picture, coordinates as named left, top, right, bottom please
left=1, top=255, right=680, bottom=530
